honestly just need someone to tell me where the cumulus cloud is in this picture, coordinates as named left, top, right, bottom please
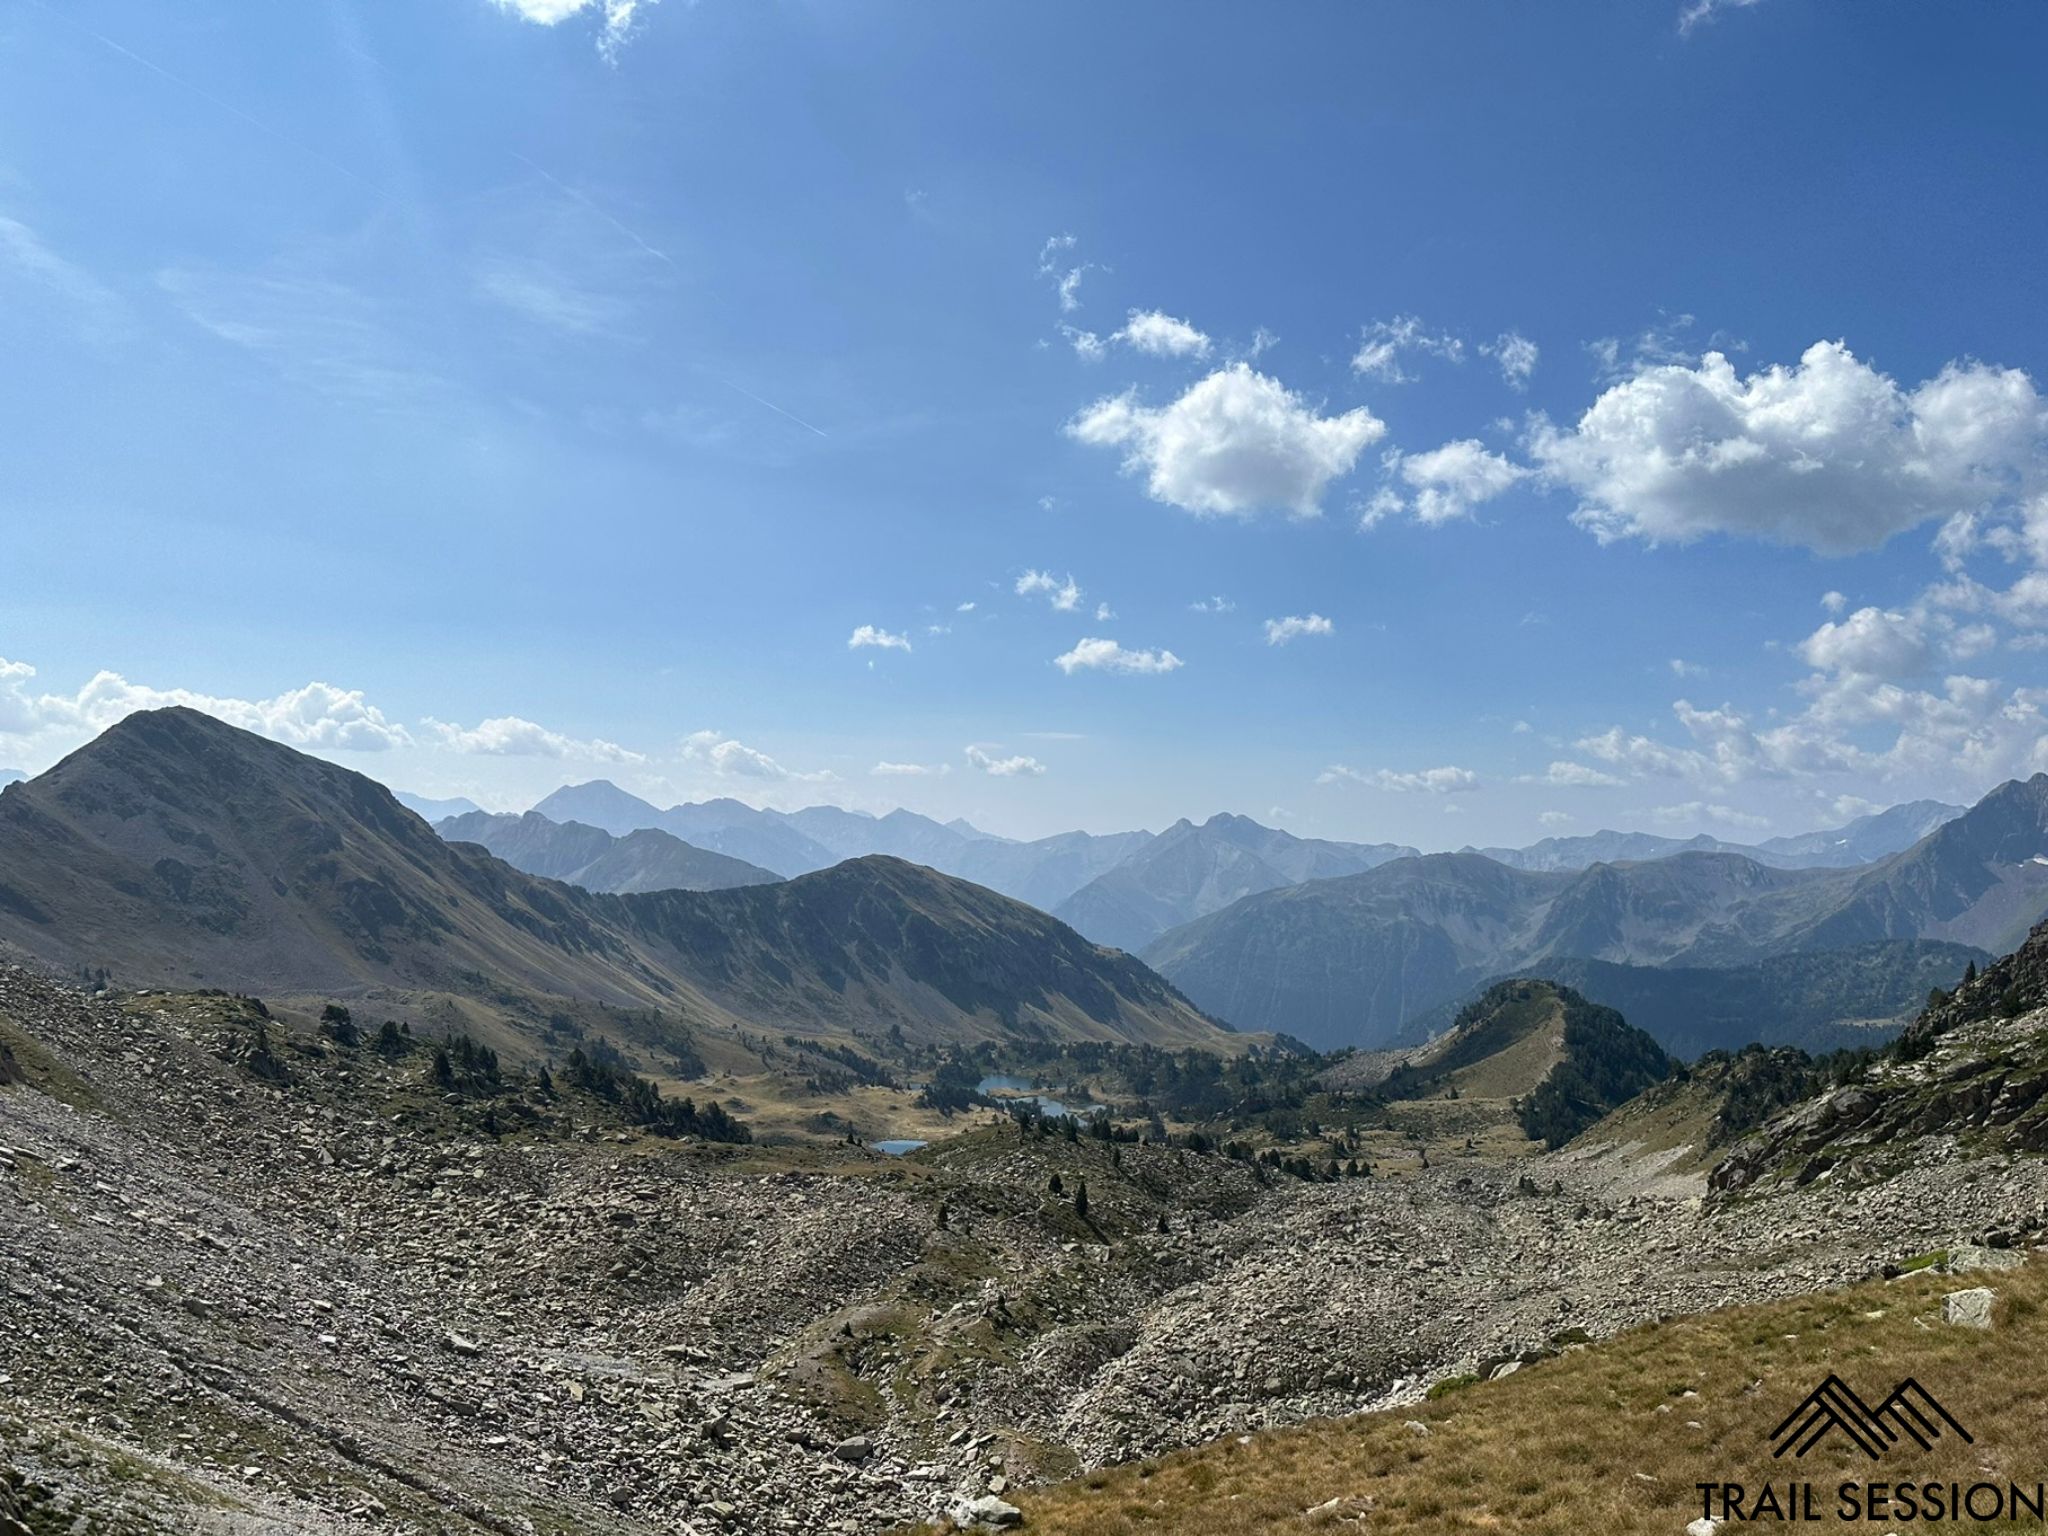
left=682, top=730, right=834, bottom=782
left=1264, top=613, right=1334, bottom=646
left=848, top=624, right=912, bottom=652
left=1386, top=439, right=1528, bottom=525
left=1068, top=363, right=1385, bottom=518
left=1798, top=606, right=1932, bottom=680
left=0, top=659, right=412, bottom=753
left=1188, top=596, right=1236, bottom=614
left=1483, top=330, right=1539, bottom=390
left=1052, top=638, right=1184, bottom=676
left=965, top=744, right=1046, bottom=777
left=1530, top=341, right=2048, bottom=554
left=1116, top=310, right=1212, bottom=359
left=1015, top=570, right=1083, bottom=612
left=871, top=760, right=950, bottom=777
left=1318, top=763, right=1479, bottom=793
left=1350, top=315, right=1464, bottom=383
left=426, top=715, right=640, bottom=762
left=488, top=0, right=654, bottom=60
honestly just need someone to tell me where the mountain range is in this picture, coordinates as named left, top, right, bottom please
left=438, top=809, right=782, bottom=893
left=393, top=789, right=481, bottom=821
left=0, top=709, right=1230, bottom=1052
left=1462, top=799, right=1961, bottom=873
left=1142, top=778, right=2048, bottom=1050
left=492, top=780, right=1960, bottom=954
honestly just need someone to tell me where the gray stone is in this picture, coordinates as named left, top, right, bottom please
left=1943, top=1287, right=1996, bottom=1329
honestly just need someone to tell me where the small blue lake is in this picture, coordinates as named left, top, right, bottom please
left=975, top=1074, right=1105, bottom=1121
left=872, top=1138, right=927, bottom=1156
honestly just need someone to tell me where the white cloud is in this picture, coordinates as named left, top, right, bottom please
left=1350, top=315, right=1464, bottom=383
left=1821, top=590, right=1848, bottom=614
left=1679, top=0, right=1766, bottom=36
left=1053, top=638, right=1184, bottom=676
left=848, top=624, right=913, bottom=653
left=0, top=659, right=412, bottom=754
left=1264, top=613, right=1334, bottom=646
left=1669, top=658, right=1706, bottom=678
left=682, top=730, right=834, bottom=782
left=1537, top=810, right=1574, bottom=827
left=489, top=0, right=657, bottom=61
left=1482, top=330, right=1539, bottom=390
left=1530, top=341, right=2048, bottom=554
left=1319, top=763, right=1479, bottom=794
left=1188, top=596, right=1236, bottom=614
left=965, top=744, right=1046, bottom=777
left=1798, top=606, right=1932, bottom=680
left=1392, top=439, right=1528, bottom=525
left=1016, top=570, right=1083, bottom=612
left=1094, top=602, right=1115, bottom=621
left=426, top=715, right=640, bottom=762
left=1068, top=363, right=1385, bottom=518
left=1648, top=800, right=1772, bottom=830
left=473, top=259, right=622, bottom=335
left=1036, top=234, right=1090, bottom=313
left=1116, top=310, right=1212, bottom=359
left=956, top=601, right=978, bottom=613
left=871, top=760, right=950, bottom=777
left=1529, top=761, right=1627, bottom=788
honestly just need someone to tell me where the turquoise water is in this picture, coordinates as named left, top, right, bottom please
left=872, top=1138, right=927, bottom=1156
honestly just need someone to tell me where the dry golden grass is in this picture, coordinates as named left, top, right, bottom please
left=950, top=1257, right=2048, bottom=1536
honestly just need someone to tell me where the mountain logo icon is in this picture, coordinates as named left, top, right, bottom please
left=1770, top=1376, right=1972, bottom=1460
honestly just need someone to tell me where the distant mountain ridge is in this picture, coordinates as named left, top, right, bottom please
left=1464, top=800, right=1962, bottom=873
left=393, top=790, right=481, bottom=821
left=1143, top=777, right=2048, bottom=1051
left=0, top=710, right=1233, bottom=1053
left=437, top=810, right=782, bottom=893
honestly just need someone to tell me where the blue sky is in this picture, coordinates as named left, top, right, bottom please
left=5, top=0, right=2048, bottom=845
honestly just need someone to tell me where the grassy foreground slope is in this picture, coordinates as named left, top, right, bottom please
left=934, top=1257, right=2048, bottom=1536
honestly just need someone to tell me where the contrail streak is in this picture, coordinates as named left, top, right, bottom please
left=712, top=376, right=830, bottom=438
left=23, top=0, right=380, bottom=195
left=510, top=151, right=681, bottom=275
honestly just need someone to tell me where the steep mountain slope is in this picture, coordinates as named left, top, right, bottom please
left=1148, top=781, right=2048, bottom=1050
left=0, top=767, right=25, bottom=788
left=530, top=778, right=671, bottom=837
left=1143, top=855, right=1566, bottom=1047
left=1772, top=775, right=2048, bottom=958
left=1051, top=814, right=1417, bottom=952
left=1712, top=915, right=2048, bottom=1191
left=1401, top=939, right=1985, bottom=1060
left=1755, top=798, right=1962, bottom=866
left=0, top=710, right=1231, bottom=1050
left=438, top=809, right=782, bottom=892
left=392, top=790, right=480, bottom=821
left=1470, top=829, right=1768, bottom=872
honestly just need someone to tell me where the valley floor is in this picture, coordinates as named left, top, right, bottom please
left=6, top=964, right=2048, bottom=1535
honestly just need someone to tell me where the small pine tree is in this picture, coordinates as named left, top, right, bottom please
left=936, top=1202, right=949, bottom=1230
left=432, top=1046, right=453, bottom=1087
left=1049, top=1172, right=1064, bottom=1196
left=1965, top=960, right=1979, bottom=986
left=1073, top=1179, right=1089, bottom=1219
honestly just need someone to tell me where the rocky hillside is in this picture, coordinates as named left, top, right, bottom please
left=1712, top=916, right=2048, bottom=1193
left=0, top=709, right=1231, bottom=1051
left=1400, top=939, right=1985, bottom=1059
left=1144, top=778, right=2048, bottom=1050
left=11, top=961, right=2048, bottom=1535
left=437, top=809, right=783, bottom=893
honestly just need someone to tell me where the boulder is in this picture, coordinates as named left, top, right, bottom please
left=1943, top=1288, right=1996, bottom=1329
